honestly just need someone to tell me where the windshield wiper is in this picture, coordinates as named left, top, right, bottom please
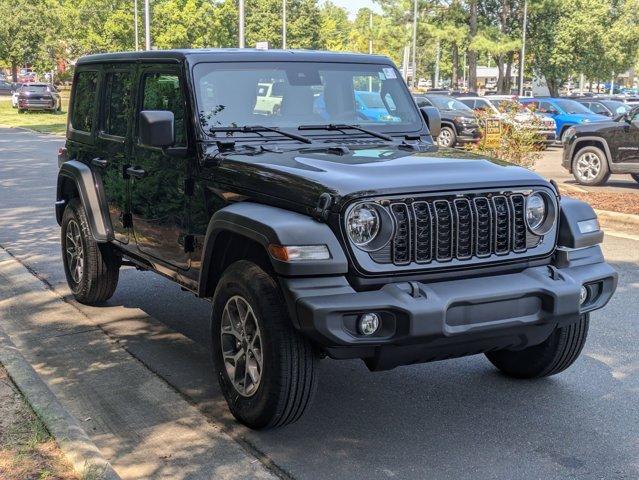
left=209, top=125, right=312, bottom=144
left=298, top=123, right=393, bottom=142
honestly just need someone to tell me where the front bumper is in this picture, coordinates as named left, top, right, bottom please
left=281, top=246, right=616, bottom=370
left=456, top=125, right=481, bottom=144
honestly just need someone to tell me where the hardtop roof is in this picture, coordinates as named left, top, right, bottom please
left=76, top=49, right=394, bottom=66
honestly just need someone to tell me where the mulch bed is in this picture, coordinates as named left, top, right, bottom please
left=559, top=188, right=639, bottom=216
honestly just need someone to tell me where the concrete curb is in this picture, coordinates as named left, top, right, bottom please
left=0, top=326, right=121, bottom=480
left=595, top=208, right=639, bottom=230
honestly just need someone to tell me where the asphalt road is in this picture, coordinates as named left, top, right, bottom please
left=1, top=127, right=638, bottom=479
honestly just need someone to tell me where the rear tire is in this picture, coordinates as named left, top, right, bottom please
left=572, top=146, right=610, bottom=186
left=486, top=314, right=589, bottom=379
left=61, top=198, right=120, bottom=304
left=211, top=260, right=318, bottom=429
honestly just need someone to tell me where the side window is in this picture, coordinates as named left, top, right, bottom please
left=103, top=71, right=132, bottom=138
left=590, top=102, right=608, bottom=114
left=141, top=72, right=186, bottom=147
left=71, top=71, right=99, bottom=133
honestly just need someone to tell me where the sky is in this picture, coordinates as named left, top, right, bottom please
left=331, top=0, right=381, bottom=19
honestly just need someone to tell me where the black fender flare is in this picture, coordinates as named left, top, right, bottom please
left=569, top=136, right=612, bottom=171
left=197, top=202, right=348, bottom=297
left=558, top=197, right=604, bottom=249
left=56, top=160, right=113, bottom=242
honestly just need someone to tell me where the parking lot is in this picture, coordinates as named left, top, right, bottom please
left=0, top=127, right=637, bottom=479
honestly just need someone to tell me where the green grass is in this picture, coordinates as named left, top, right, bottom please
left=0, top=95, right=69, bottom=135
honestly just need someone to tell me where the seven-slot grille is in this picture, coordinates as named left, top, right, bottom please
left=384, top=192, right=534, bottom=266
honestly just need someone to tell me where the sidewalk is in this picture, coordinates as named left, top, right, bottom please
left=0, top=247, right=277, bottom=480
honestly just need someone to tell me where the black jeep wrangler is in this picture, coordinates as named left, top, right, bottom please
left=56, top=50, right=617, bottom=429
left=563, top=105, right=639, bottom=185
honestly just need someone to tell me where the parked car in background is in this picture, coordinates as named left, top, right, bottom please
left=458, top=96, right=556, bottom=146
left=355, top=90, right=401, bottom=122
left=563, top=106, right=639, bottom=185
left=18, top=68, right=36, bottom=83
left=11, top=83, right=29, bottom=107
left=414, top=94, right=480, bottom=147
left=254, top=82, right=283, bottom=115
left=519, top=98, right=609, bottom=142
left=16, top=83, right=61, bottom=113
left=573, top=98, right=631, bottom=118
left=0, top=80, right=15, bottom=96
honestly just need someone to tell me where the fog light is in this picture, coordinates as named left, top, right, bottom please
left=358, top=313, right=380, bottom=336
left=579, top=286, right=589, bottom=305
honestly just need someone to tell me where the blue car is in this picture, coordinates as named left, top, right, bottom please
left=354, top=90, right=401, bottom=122
left=519, top=98, right=608, bottom=142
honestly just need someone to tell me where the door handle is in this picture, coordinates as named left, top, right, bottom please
left=126, top=166, right=147, bottom=179
left=91, top=157, right=108, bottom=168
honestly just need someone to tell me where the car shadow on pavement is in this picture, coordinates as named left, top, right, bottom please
left=84, top=261, right=639, bottom=480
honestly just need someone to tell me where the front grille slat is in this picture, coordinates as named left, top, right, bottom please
left=453, top=198, right=473, bottom=260
left=389, top=203, right=411, bottom=265
left=375, top=191, right=539, bottom=267
left=412, top=201, right=433, bottom=263
left=492, top=195, right=511, bottom=255
left=433, top=200, right=454, bottom=261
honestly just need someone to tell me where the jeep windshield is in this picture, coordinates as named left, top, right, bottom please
left=193, top=62, right=422, bottom=137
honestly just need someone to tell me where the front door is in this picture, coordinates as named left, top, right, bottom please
left=131, top=67, right=190, bottom=269
left=617, top=108, right=639, bottom=164
left=96, top=68, right=133, bottom=243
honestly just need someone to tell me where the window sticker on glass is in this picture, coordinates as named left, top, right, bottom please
left=383, top=68, right=397, bottom=79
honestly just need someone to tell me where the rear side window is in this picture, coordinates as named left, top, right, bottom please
left=103, top=71, right=132, bottom=137
left=141, top=72, right=186, bottom=146
left=71, top=71, right=98, bottom=133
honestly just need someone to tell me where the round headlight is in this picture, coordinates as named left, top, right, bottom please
left=347, top=203, right=380, bottom=247
left=526, top=192, right=551, bottom=234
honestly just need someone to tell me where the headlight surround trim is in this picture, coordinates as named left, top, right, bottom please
left=345, top=202, right=394, bottom=252
left=526, top=190, right=556, bottom=235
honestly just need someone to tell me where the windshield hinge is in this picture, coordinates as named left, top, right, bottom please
left=216, top=139, right=236, bottom=152
left=312, top=193, right=333, bottom=222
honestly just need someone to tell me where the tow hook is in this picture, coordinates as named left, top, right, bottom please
left=312, top=192, right=333, bottom=222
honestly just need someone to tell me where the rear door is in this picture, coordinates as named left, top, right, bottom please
left=95, top=66, right=134, bottom=244
left=130, top=65, right=191, bottom=269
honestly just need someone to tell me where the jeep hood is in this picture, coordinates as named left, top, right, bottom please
left=213, top=145, right=550, bottom=211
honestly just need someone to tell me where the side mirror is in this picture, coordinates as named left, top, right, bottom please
left=420, top=106, right=441, bottom=139
left=139, top=110, right=175, bottom=148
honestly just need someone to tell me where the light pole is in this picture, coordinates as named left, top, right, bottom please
left=134, top=0, right=139, bottom=51
left=282, top=0, right=287, bottom=49
left=144, top=0, right=151, bottom=51
left=518, top=0, right=528, bottom=96
left=239, top=0, right=245, bottom=48
left=369, top=11, right=373, bottom=54
left=411, top=0, right=418, bottom=88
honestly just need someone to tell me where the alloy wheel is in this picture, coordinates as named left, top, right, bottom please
left=65, top=219, right=84, bottom=284
left=437, top=128, right=454, bottom=147
left=576, top=152, right=602, bottom=181
left=220, top=295, right=263, bottom=397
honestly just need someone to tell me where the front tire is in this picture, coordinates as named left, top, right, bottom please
left=486, top=314, right=589, bottom=379
left=437, top=126, right=457, bottom=148
left=630, top=173, right=639, bottom=183
left=211, top=260, right=318, bottom=429
left=61, top=198, right=120, bottom=304
left=572, top=146, right=610, bottom=186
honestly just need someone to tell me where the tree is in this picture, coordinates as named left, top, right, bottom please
left=318, top=1, right=350, bottom=51
left=0, top=0, right=61, bottom=81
